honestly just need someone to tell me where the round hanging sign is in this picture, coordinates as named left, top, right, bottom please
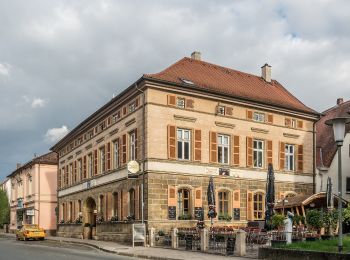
left=127, top=160, right=140, bottom=174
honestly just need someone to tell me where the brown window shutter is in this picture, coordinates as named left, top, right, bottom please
left=65, top=165, right=68, bottom=185
left=122, top=134, right=127, bottom=164
left=107, top=142, right=111, bottom=171
left=83, top=156, right=87, bottom=179
left=279, top=142, right=285, bottom=170
left=233, top=190, right=240, bottom=212
left=266, top=140, right=273, bottom=166
left=209, top=131, right=218, bottom=163
left=107, top=116, right=111, bottom=126
left=267, top=114, right=273, bottom=124
left=246, top=190, right=254, bottom=221
left=246, top=110, right=253, bottom=120
left=232, top=135, right=240, bottom=166
left=226, top=107, right=233, bottom=116
left=94, top=149, right=98, bottom=175
left=194, top=129, right=202, bottom=161
left=167, top=125, right=176, bottom=159
left=123, top=106, right=127, bottom=116
left=186, top=99, right=194, bottom=109
left=297, top=120, right=303, bottom=129
left=135, top=97, right=139, bottom=107
left=194, top=187, right=202, bottom=208
left=58, top=169, right=61, bottom=188
left=246, top=137, right=253, bottom=167
left=285, top=118, right=291, bottom=127
left=134, top=129, right=138, bottom=160
left=297, top=145, right=303, bottom=172
left=167, top=95, right=176, bottom=106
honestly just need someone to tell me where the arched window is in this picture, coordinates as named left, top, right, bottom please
left=253, top=193, right=264, bottom=220
left=129, top=189, right=135, bottom=217
left=69, top=201, right=73, bottom=221
left=99, top=195, right=105, bottom=220
left=113, top=192, right=118, bottom=217
left=61, top=203, right=65, bottom=222
left=78, top=200, right=82, bottom=214
left=177, top=189, right=190, bottom=216
left=218, top=191, right=229, bottom=216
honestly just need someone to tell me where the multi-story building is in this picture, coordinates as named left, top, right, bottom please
left=51, top=52, right=319, bottom=240
left=316, top=98, right=350, bottom=200
left=8, top=152, right=58, bottom=234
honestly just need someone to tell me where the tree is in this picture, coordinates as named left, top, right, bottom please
left=0, top=190, right=10, bottom=227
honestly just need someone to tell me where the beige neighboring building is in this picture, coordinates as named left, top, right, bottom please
left=8, top=152, right=58, bottom=234
left=51, top=52, right=319, bottom=240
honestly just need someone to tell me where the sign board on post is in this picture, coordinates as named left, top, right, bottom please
left=26, top=209, right=35, bottom=216
left=132, top=223, right=145, bottom=247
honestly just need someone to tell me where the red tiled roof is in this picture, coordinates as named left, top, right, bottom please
left=316, top=100, right=350, bottom=168
left=144, top=57, right=318, bottom=114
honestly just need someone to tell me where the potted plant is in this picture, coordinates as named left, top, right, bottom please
left=218, top=213, right=232, bottom=221
left=306, top=209, right=322, bottom=241
left=178, top=214, right=192, bottom=220
left=270, top=214, right=287, bottom=247
left=110, top=215, right=118, bottom=222
left=321, top=209, right=338, bottom=240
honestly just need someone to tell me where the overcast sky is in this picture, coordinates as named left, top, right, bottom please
left=0, top=0, right=349, bottom=180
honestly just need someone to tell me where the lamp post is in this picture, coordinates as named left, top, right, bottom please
left=325, top=116, right=350, bottom=253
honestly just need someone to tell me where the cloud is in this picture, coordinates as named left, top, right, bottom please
left=31, top=98, right=48, bottom=108
left=44, top=126, right=69, bottom=143
left=0, top=63, right=11, bottom=76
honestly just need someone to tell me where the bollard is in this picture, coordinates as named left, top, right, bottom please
left=149, top=228, right=155, bottom=247
left=234, top=230, right=246, bottom=256
left=171, top=228, right=178, bottom=249
left=200, top=228, right=208, bottom=251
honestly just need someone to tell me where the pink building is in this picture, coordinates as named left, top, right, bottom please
left=8, top=152, right=58, bottom=235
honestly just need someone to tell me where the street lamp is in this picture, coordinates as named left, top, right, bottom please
left=325, top=116, right=350, bottom=253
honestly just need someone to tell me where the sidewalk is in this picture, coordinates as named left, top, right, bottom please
left=0, top=233, right=249, bottom=260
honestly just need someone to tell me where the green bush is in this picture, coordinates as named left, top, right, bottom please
left=306, top=209, right=323, bottom=231
left=293, top=214, right=305, bottom=226
left=271, top=214, right=285, bottom=229
left=218, top=213, right=232, bottom=221
left=0, top=190, right=10, bottom=226
left=178, top=214, right=192, bottom=220
left=322, top=209, right=338, bottom=235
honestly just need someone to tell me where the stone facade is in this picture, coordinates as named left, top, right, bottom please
left=52, top=54, right=318, bottom=241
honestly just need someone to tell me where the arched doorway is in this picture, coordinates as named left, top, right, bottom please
left=83, top=197, right=96, bottom=239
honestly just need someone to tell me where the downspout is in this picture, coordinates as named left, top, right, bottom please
left=135, top=83, right=146, bottom=224
left=313, top=120, right=317, bottom=194
left=38, top=159, right=41, bottom=226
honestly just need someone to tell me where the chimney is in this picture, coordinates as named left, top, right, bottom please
left=337, top=98, right=344, bottom=105
left=16, top=163, right=21, bottom=169
left=261, top=63, right=272, bottom=83
left=191, top=51, right=201, bottom=61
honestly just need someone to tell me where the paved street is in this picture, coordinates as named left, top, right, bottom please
left=0, top=237, right=137, bottom=260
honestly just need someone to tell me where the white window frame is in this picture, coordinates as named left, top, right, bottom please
left=217, top=134, right=230, bottom=164
left=129, top=131, right=136, bottom=161
left=285, top=144, right=295, bottom=171
left=253, top=112, right=265, bottom=123
left=88, top=154, right=92, bottom=178
left=217, top=106, right=225, bottom=115
left=177, top=128, right=191, bottom=160
left=176, top=97, right=185, bottom=109
left=114, top=141, right=119, bottom=169
left=100, top=148, right=105, bottom=174
left=253, top=139, right=264, bottom=168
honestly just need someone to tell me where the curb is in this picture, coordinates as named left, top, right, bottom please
left=46, top=238, right=182, bottom=260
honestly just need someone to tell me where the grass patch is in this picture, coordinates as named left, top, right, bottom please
left=275, top=236, right=350, bottom=253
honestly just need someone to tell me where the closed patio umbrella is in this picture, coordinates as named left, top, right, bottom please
left=265, top=163, right=275, bottom=230
left=326, top=177, right=333, bottom=209
left=207, top=176, right=217, bottom=226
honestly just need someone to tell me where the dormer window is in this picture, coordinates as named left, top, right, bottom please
left=180, top=78, right=194, bottom=85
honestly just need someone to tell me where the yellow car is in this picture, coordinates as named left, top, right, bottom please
left=16, top=224, right=45, bottom=241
